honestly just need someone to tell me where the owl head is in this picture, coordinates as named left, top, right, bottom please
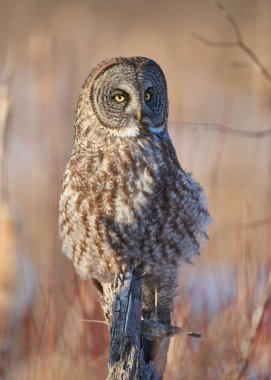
left=75, top=57, right=168, bottom=138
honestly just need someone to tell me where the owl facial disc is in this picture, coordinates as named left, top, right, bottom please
left=90, top=57, right=168, bottom=136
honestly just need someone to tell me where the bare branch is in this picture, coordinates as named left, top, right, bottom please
left=0, top=43, right=15, bottom=205
left=238, top=217, right=271, bottom=228
left=230, top=270, right=271, bottom=380
left=238, top=40, right=271, bottom=84
left=170, top=121, right=271, bottom=138
left=81, top=319, right=108, bottom=325
left=193, top=0, right=271, bottom=85
left=212, top=0, right=243, bottom=42
left=193, top=33, right=237, bottom=48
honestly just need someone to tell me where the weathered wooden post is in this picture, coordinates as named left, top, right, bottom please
left=99, top=269, right=183, bottom=380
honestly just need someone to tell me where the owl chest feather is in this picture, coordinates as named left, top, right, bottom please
left=59, top=56, right=210, bottom=283
left=72, top=137, right=168, bottom=225
left=60, top=133, right=210, bottom=280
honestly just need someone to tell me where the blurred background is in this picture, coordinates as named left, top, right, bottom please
left=0, top=0, right=270, bottom=379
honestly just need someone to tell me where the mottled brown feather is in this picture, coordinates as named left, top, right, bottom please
left=59, top=57, right=211, bottom=322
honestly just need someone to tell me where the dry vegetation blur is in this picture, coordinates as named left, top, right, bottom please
left=0, top=0, right=270, bottom=379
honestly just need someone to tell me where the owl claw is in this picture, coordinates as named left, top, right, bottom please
left=141, top=317, right=201, bottom=340
left=141, top=316, right=181, bottom=340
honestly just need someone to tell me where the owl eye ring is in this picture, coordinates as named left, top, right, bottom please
left=145, top=88, right=153, bottom=102
left=112, top=91, right=128, bottom=104
left=114, top=94, right=125, bottom=103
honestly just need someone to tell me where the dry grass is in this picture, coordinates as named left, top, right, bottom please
left=0, top=0, right=271, bottom=379
left=0, top=206, right=18, bottom=338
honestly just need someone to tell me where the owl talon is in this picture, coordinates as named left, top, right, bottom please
left=141, top=316, right=181, bottom=340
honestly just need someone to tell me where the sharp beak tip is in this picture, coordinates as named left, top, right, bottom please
left=136, top=109, right=142, bottom=122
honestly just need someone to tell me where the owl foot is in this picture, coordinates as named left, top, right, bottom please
left=142, top=314, right=201, bottom=340
left=141, top=314, right=181, bottom=341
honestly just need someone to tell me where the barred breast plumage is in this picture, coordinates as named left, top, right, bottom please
left=59, top=56, right=211, bottom=322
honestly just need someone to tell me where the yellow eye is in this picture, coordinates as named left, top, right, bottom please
left=114, top=94, right=125, bottom=103
left=145, top=90, right=152, bottom=102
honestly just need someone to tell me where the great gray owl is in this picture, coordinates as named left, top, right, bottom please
left=59, top=56, right=211, bottom=325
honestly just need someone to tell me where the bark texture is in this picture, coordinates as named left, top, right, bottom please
left=100, top=270, right=180, bottom=380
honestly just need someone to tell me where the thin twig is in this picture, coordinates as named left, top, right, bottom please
left=193, top=0, right=271, bottom=85
left=230, top=270, right=271, bottom=380
left=81, top=319, right=108, bottom=325
left=238, top=217, right=271, bottom=229
left=0, top=44, right=15, bottom=205
left=192, top=34, right=237, bottom=48
left=170, top=121, right=271, bottom=138
left=211, top=0, right=243, bottom=42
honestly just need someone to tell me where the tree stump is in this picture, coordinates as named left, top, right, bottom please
left=99, top=269, right=181, bottom=380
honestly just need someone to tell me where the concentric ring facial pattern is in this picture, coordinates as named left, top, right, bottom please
left=90, top=58, right=168, bottom=131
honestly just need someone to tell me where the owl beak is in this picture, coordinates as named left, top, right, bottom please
left=136, top=104, right=152, bottom=131
left=136, top=108, right=142, bottom=122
